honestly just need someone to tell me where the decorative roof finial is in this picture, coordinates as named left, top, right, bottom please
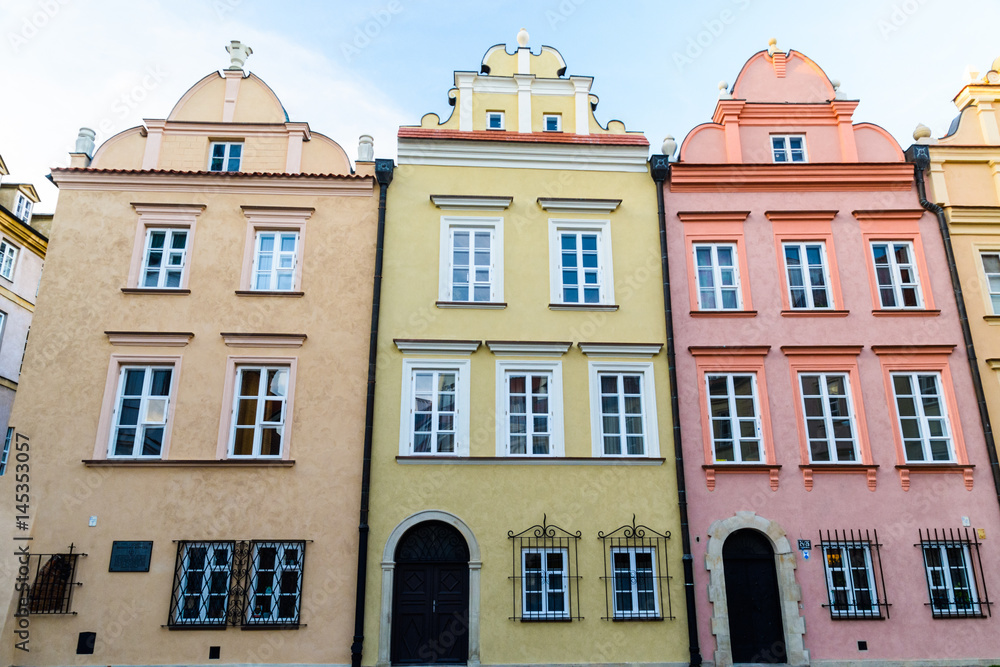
left=226, top=40, right=252, bottom=70
left=718, top=81, right=732, bottom=100
left=831, top=78, right=846, bottom=100
left=767, top=37, right=778, bottom=56
left=913, top=124, right=932, bottom=142
left=517, top=28, right=529, bottom=48
left=661, top=135, right=678, bottom=161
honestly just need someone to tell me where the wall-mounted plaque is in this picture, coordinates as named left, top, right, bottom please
left=797, top=539, right=812, bottom=551
left=109, top=541, right=153, bottom=572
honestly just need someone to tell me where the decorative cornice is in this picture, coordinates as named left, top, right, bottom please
left=945, top=206, right=1000, bottom=227
left=536, top=198, right=621, bottom=214
left=669, top=163, right=914, bottom=192
left=429, top=195, right=513, bottom=211
left=689, top=346, right=770, bottom=357
left=485, top=340, right=572, bottom=357
left=105, top=331, right=194, bottom=347
left=394, top=339, right=481, bottom=354
left=221, top=333, right=307, bottom=348
left=398, top=127, right=648, bottom=146
left=871, top=345, right=957, bottom=356
left=83, top=458, right=295, bottom=468
left=50, top=168, right=374, bottom=196
left=131, top=203, right=206, bottom=217
left=397, top=137, right=650, bottom=173
left=852, top=209, right=925, bottom=223
left=764, top=210, right=838, bottom=223
left=676, top=211, right=750, bottom=224
left=577, top=342, right=663, bottom=357
left=780, top=345, right=863, bottom=356
left=0, top=211, right=47, bottom=258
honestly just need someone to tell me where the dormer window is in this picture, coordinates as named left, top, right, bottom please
left=771, top=135, right=806, bottom=163
left=13, top=193, right=32, bottom=224
left=209, top=142, right=243, bottom=172
left=543, top=114, right=562, bottom=132
left=487, top=112, right=505, bottom=130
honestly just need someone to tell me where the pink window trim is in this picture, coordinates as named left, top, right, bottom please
left=678, top=211, right=753, bottom=313
left=126, top=204, right=204, bottom=290
left=93, top=354, right=183, bottom=460
left=766, top=211, right=845, bottom=311
left=215, top=355, right=298, bottom=461
left=855, top=210, right=936, bottom=312
left=239, top=207, right=313, bottom=292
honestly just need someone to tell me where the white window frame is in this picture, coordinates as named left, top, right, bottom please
left=0, top=310, right=7, bottom=352
left=610, top=546, right=660, bottom=619
left=399, top=358, right=471, bottom=457
left=486, top=111, right=505, bottom=130
left=783, top=242, right=832, bottom=309
left=245, top=541, right=304, bottom=624
left=822, top=542, right=879, bottom=618
left=228, top=365, right=290, bottom=459
left=706, top=373, right=763, bottom=463
left=495, top=360, right=564, bottom=457
left=771, top=134, right=807, bottom=163
left=543, top=114, right=562, bottom=132
left=799, top=372, right=859, bottom=463
left=13, top=193, right=32, bottom=223
left=871, top=241, right=923, bottom=309
left=0, top=239, right=18, bottom=281
left=108, top=365, right=175, bottom=459
left=521, top=547, right=569, bottom=620
left=208, top=141, right=243, bottom=172
left=174, top=542, right=233, bottom=625
left=438, top=217, right=504, bottom=303
left=891, top=372, right=954, bottom=463
left=252, top=231, right=299, bottom=291
left=693, top=243, right=741, bottom=310
left=0, top=427, right=12, bottom=476
left=588, top=361, right=659, bottom=458
left=980, top=251, right=1000, bottom=315
left=549, top=219, right=614, bottom=306
left=140, top=228, right=189, bottom=289
left=922, top=542, right=981, bottom=616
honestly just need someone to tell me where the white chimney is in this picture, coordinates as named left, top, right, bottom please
left=75, top=127, right=96, bottom=158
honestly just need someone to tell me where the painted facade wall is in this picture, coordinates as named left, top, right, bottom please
left=362, top=36, right=690, bottom=667
left=925, top=58, right=1000, bottom=471
left=0, top=54, right=378, bottom=667
left=665, top=46, right=1000, bottom=666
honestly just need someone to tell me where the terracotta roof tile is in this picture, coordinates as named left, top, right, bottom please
left=49, top=167, right=367, bottom=179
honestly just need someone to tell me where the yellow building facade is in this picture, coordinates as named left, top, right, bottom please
left=922, top=56, right=1000, bottom=463
left=360, top=33, right=690, bottom=667
left=1, top=43, right=383, bottom=666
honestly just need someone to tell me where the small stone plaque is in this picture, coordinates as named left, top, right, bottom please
left=797, top=539, right=812, bottom=551
left=109, top=541, right=153, bottom=572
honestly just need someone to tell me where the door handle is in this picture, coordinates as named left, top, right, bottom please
left=433, top=599, right=437, bottom=613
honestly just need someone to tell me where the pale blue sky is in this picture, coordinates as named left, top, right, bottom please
left=3, top=0, right=999, bottom=211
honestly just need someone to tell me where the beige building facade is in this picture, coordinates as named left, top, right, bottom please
left=0, top=44, right=382, bottom=666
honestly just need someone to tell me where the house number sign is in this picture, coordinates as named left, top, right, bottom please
left=797, top=539, right=811, bottom=551
left=109, top=541, right=153, bottom=572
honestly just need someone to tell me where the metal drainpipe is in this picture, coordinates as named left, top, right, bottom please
left=351, top=158, right=394, bottom=667
left=650, top=154, right=702, bottom=667
left=907, top=144, right=1000, bottom=509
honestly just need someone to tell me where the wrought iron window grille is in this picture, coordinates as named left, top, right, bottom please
left=20, top=544, right=85, bottom=615
left=916, top=527, right=992, bottom=619
left=168, top=540, right=307, bottom=629
left=598, top=515, right=672, bottom=621
left=818, top=529, right=890, bottom=620
left=508, top=515, right=582, bottom=621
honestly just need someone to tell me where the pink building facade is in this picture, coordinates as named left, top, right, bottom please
left=661, top=46, right=1000, bottom=666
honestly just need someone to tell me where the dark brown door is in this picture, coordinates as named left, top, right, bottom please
left=724, top=529, right=786, bottom=664
left=391, top=522, right=470, bottom=665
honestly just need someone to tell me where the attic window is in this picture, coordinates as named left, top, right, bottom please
left=771, top=135, right=806, bottom=163
left=543, top=114, right=562, bottom=132
left=209, top=142, right=243, bottom=172
left=487, top=112, right=505, bottom=131
left=13, top=193, right=32, bottom=223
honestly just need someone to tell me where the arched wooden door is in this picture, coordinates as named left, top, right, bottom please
left=723, top=529, right=786, bottom=664
left=391, top=521, right=470, bottom=664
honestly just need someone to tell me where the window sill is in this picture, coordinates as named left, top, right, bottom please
left=121, top=288, right=191, bottom=295
left=83, top=459, right=295, bottom=468
left=241, top=623, right=302, bottom=630
left=799, top=464, right=879, bottom=492
left=235, top=290, right=305, bottom=297
left=984, top=315, right=1000, bottom=324
left=397, top=456, right=664, bottom=466
left=549, top=303, right=619, bottom=312
left=610, top=616, right=665, bottom=622
left=165, top=624, right=228, bottom=631
left=871, top=309, right=941, bottom=317
left=518, top=617, right=573, bottom=623
left=436, top=301, right=507, bottom=309
left=690, top=310, right=757, bottom=318
left=703, top=463, right=781, bottom=491
left=781, top=309, right=849, bottom=317
left=895, top=463, right=974, bottom=491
